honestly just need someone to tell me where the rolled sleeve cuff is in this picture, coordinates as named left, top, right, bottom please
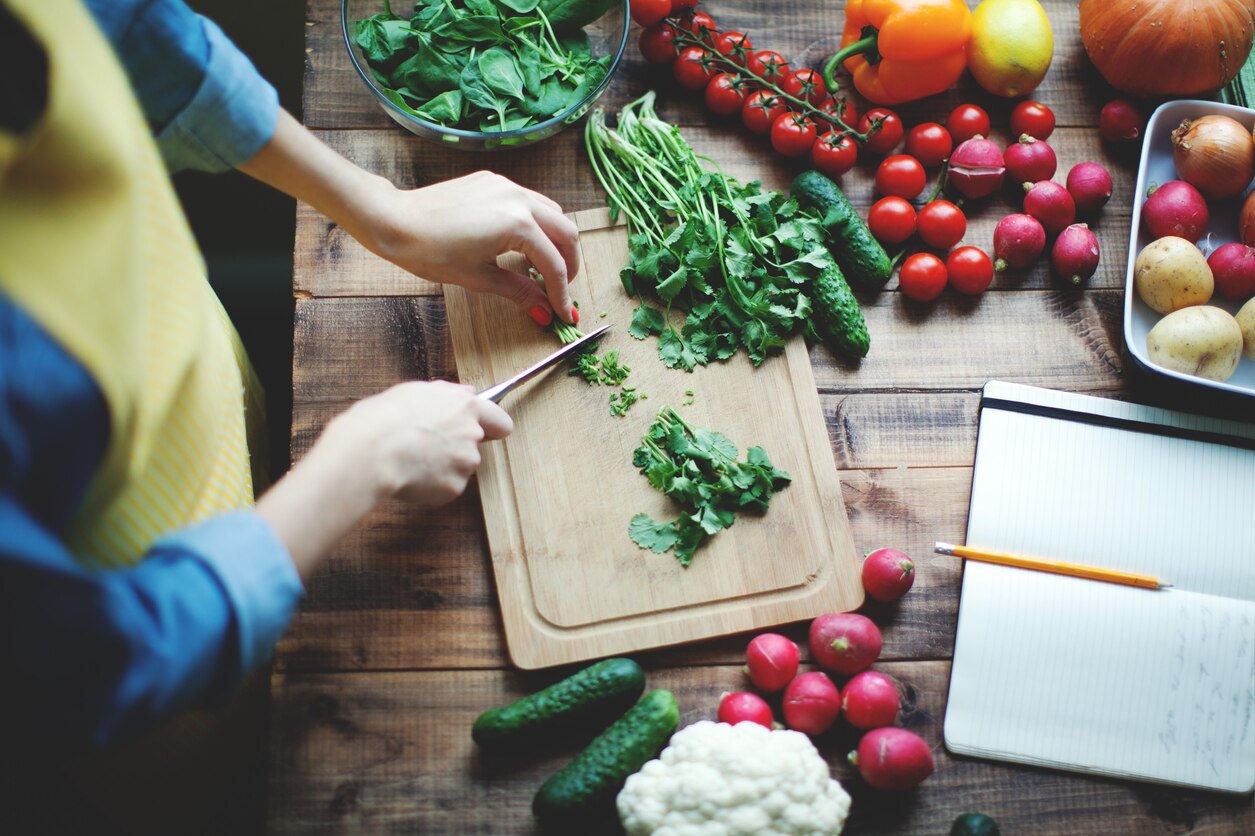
left=155, top=17, right=278, bottom=173
left=149, top=509, right=303, bottom=676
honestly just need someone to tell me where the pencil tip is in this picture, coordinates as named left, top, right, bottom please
left=1159, top=583, right=1175, bottom=589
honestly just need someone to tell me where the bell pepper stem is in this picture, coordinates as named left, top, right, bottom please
left=823, top=32, right=879, bottom=93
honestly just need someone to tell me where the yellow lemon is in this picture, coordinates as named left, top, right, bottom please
left=968, top=0, right=1055, bottom=98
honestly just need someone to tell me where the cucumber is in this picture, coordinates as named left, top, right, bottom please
left=812, top=265, right=870, bottom=359
left=792, top=170, right=893, bottom=291
left=951, top=812, right=1001, bottom=836
left=532, top=689, right=679, bottom=828
left=472, top=657, right=645, bottom=749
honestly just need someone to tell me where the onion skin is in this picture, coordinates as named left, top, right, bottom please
left=1243, top=190, right=1255, bottom=246
left=1080, top=0, right=1255, bottom=97
left=1142, top=180, right=1209, bottom=242
left=1171, top=115, right=1255, bottom=200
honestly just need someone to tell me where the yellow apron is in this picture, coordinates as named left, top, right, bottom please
left=0, top=0, right=272, bottom=830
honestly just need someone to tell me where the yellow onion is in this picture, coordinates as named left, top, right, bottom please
left=1241, top=190, right=1255, bottom=246
left=1170, top=115, right=1255, bottom=200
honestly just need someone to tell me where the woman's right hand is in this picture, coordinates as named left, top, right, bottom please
left=324, top=380, right=513, bottom=506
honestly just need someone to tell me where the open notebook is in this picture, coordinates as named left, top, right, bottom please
left=945, top=381, right=1255, bottom=793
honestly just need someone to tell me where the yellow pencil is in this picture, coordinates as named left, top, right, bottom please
left=934, top=542, right=1172, bottom=590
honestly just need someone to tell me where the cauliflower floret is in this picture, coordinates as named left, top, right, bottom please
left=616, top=720, right=851, bottom=835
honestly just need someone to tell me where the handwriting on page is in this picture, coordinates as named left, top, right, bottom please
left=1158, top=603, right=1255, bottom=778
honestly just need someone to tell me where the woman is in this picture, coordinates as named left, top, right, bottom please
left=0, top=0, right=579, bottom=829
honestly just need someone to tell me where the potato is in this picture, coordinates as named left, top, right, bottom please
left=1146, top=306, right=1243, bottom=381
left=1134, top=237, right=1214, bottom=314
left=1237, top=298, right=1255, bottom=361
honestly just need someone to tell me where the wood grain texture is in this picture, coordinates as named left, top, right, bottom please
left=268, top=663, right=1255, bottom=835
left=294, top=126, right=1137, bottom=297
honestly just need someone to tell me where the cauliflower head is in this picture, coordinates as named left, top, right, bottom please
left=616, top=720, right=851, bottom=835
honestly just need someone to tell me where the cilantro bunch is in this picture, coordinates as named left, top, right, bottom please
left=585, top=92, right=847, bottom=370
left=629, top=407, right=791, bottom=567
left=353, top=0, right=614, bottom=133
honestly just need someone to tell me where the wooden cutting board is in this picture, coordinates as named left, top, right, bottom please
left=444, top=208, right=862, bottom=669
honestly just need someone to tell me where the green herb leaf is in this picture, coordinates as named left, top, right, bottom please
left=628, top=305, right=666, bottom=340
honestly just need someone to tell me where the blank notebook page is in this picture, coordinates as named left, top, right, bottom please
left=944, top=382, right=1255, bottom=793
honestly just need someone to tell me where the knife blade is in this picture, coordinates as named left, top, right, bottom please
left=477, top=323, right=612, bottom=403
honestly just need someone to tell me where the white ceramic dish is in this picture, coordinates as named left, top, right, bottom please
left=1125, top=99, right=1255, bottom=399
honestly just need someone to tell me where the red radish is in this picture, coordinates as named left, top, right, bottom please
left=841, top=670, right=901, bottom=730
left=1051, top=223, right=1101, bottom=287
left=1099, top=99, right=1143, bottom=144
left=744, top=633, right=800, bottom=693
left=992, top=213, right=1047, bottom=271
left=1207, top=242, right=1255, bottom=301
left=1003, top=135, right=1057, bottom=184
left=862, top=547, right=915, bottom=602
left=1022, top=180, right=1076, bottom=235
left=809, top=613, right=882, bottom=675
left=849, top=727, right=935, bottom=790
left=782, top=672, right=842, bottom=735
left=1066, top=162, right=1114, bottom=214
left=1142, top=180, right=1209, bottom=242
left=947, top=136, right=1006, bottom=199
left=718, top=691, right=774, bottom=728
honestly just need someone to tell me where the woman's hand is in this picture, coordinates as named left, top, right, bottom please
left=240, top=111, right=580, bottom=323
left=256, top=382, right=511, bottom=580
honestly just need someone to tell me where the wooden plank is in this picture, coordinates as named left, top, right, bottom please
left=306, top=0, right=1121, bottom=132
left=295, top=127, right=1137, bottom=297
left=276, top=465, right=970, bottom=673
left=267, top=663, right=1255, bottom=834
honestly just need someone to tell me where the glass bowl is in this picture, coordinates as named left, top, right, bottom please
left=341, top=0, right=629, bottom=150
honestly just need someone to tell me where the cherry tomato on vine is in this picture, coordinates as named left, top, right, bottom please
left=857, top=108, right=903, bottom=155
left=679, top=11, right=717, bottom=41
left=747, top=49, right=790, bottom=85
left=818, top=95, right=857, bottom=130
left=812, top=132, right=858, bottom=178
left=704, top=72, right=748, bottom=116
left=916, top=200, right=966, bottom=249
left=904, top=122, right=953, bottom=168
left=898, top=253, right=948, bottom=302
left=1010, top=100, right=1056, bottom=140
left=630, top=0, right=672, bottom=27
left=875, top=154, right=927, bottom=199
left=638, top=24, right=679, bottom=64
left=713, top=31, right=753, bottom=66
left=771, top=113, right=818, bottom=157
left=781, top=69, right=827, bottom=107
left=673, top=46, right=716, bottom=91
left=741, top=91, right=788, bottom=135
left=867, top=197, right=917, bottom=245
left=946, top=246, right=995, bottom=295
left=947, top=104, right=991, bottom=143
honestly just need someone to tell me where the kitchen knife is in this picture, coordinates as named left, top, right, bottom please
left=477, top=323, right=612, bottom=403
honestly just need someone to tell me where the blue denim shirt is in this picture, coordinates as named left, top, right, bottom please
left=0, top=0, right=299, bottom=753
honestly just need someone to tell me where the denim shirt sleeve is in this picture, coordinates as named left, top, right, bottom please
left=84, top=0, right=278, bottom=173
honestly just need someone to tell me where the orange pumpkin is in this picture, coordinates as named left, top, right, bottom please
left=1079, top=0, right=1255, bottom=96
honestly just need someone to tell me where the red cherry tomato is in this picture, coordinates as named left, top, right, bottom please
left=812, top=132, right=858, bottom=178
left=899, top=253, right=948, bottom=302
left=1010, top=100, right=1056, bottom=140
left=712, top=31, right=753, bottom=66
left=670, top=0, right=698, bottom=10
left=638, top=23, right=679, bottom=65
left=704, top=72, right=748, bottom=116
left=741, top=91, right=788, bottom=135
left=746, top=49, right=790, bottom=85
left=947, top=104, right=991, bottom=143
left=875, top=154, right=927, bottom=199
left=857, top=108, right=904, bottom=155
left=781, top=69, right=828, bottom=107
left=904, top=122, right=953, bottom=168
left=629, top=0, right=672, bottom=27
left=771, top=113, right=818, bottom=157
left=673, top=46, right=716, bottom=91
left=818, top=95, right=858, bottom=131
left=946, top=246, right=995, bottom=295
left=867, top=197, right=917, bottom=245
left=679, top=11, right=717, bottom=41
left=916, top=200, right=967, bottom=249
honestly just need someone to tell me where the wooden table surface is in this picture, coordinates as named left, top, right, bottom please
left=268, top=1, right=1255, bottom=832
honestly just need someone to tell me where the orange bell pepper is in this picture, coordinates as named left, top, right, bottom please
left=823, top=0, right=972, bottom=105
